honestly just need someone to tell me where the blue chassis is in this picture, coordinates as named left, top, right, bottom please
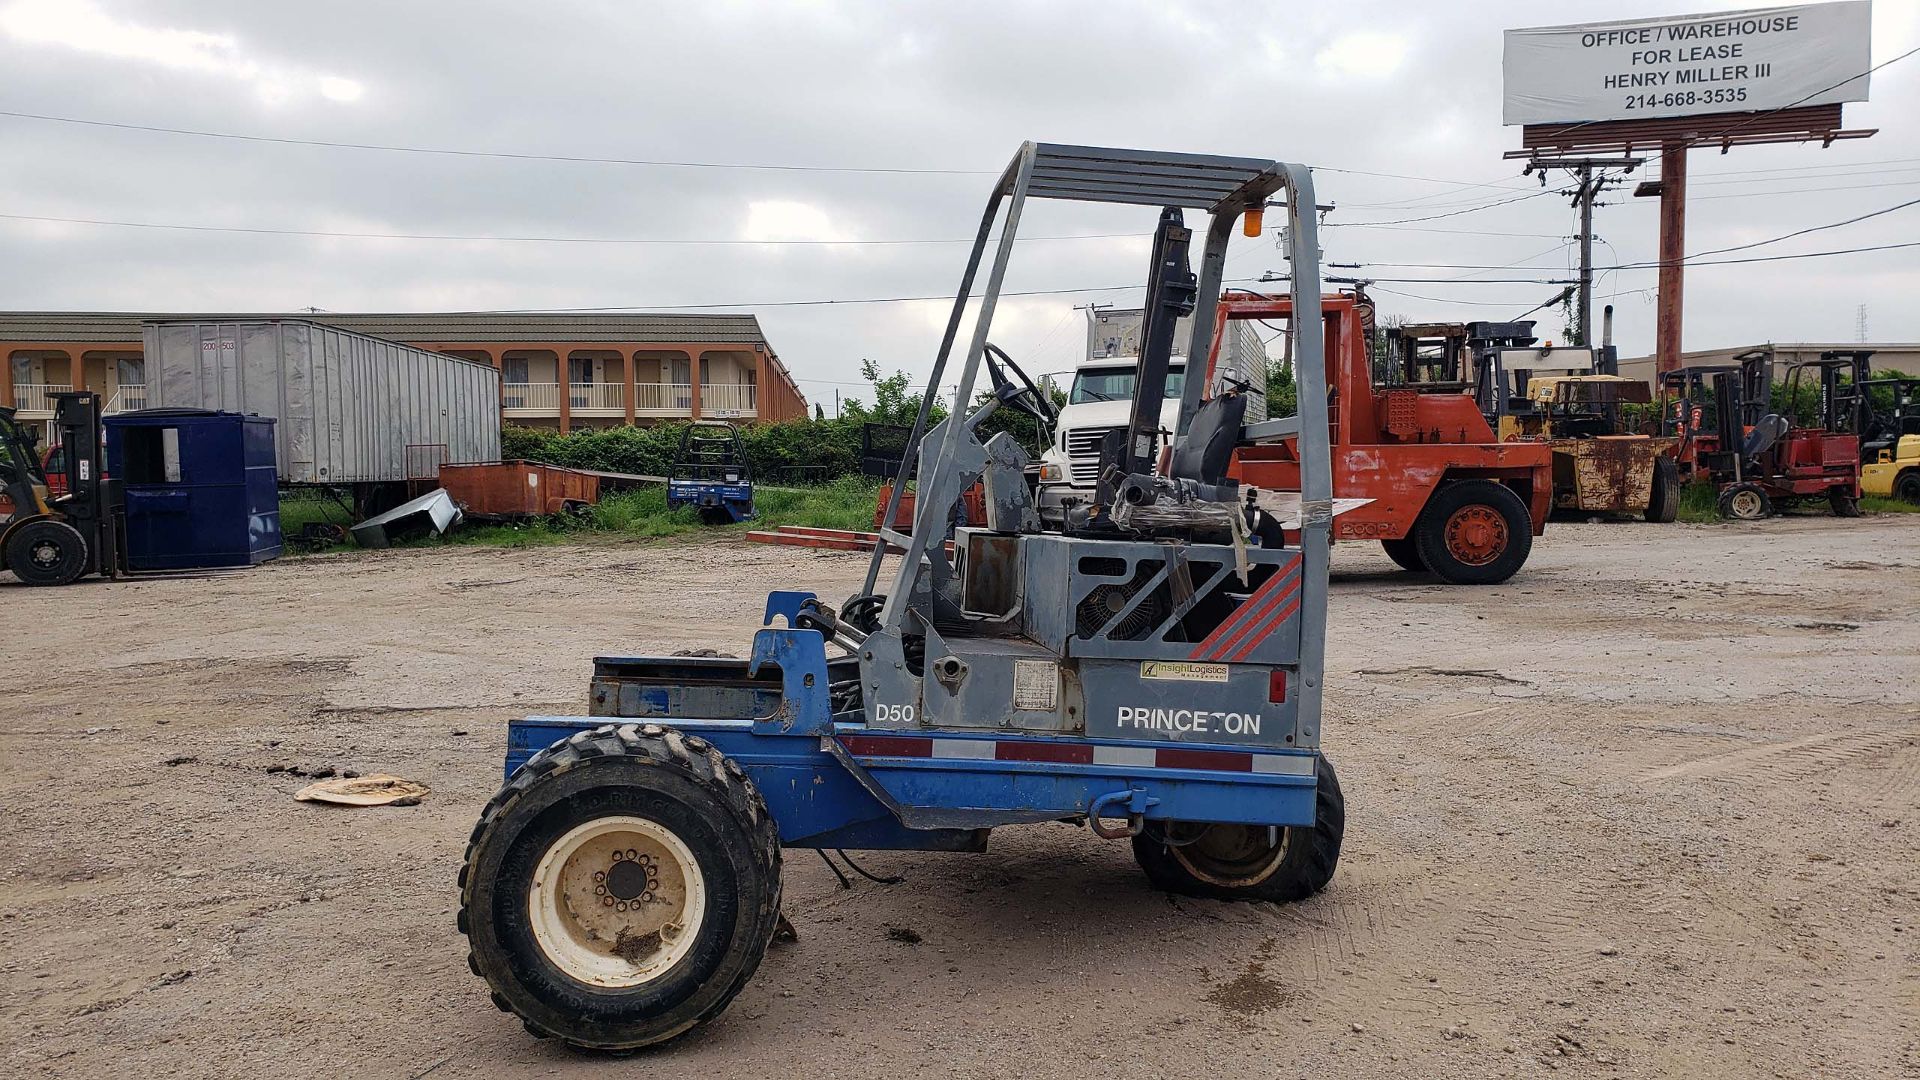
left=666, top=479, right=754, bottom=523
left=505, top=591, right=1320, bottom=851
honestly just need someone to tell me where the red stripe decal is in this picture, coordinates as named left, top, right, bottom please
left=1226, top=595, right=1302, bottom=663
left=839, top=735, right=933, bottom=758
left=1155, top=747, right=1254, bottom=772
left=1189, top=562, right=1300, bottom=660
left=1200, top=575, right=1300, bottom=661
left=995, top=741, right=1095, bottom=764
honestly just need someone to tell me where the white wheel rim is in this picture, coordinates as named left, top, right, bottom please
left=528, top=815, right=707, bottom=988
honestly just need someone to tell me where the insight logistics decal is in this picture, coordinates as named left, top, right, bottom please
left=1503, top=2, right=1872, bottom=125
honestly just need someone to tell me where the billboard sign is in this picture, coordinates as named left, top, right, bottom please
left=1504, top=2, right=1872, bottom=125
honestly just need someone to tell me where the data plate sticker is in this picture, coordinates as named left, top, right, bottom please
left=1012, top=660, right=1059, bottom=711
left=1140, top=661, right=1229, bottom=683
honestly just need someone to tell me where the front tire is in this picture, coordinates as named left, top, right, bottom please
left=1131, top=754, right=1343, bottom=903
left=1896, top=470, right=1920, bottom=505
left=4, top=518, right=89, bottom=586
left=1828, top=488, right=1863, bottom=518
left=458, top=724, right=782, bottom=1052
left=1717, top=482, right=1772, bottom=521
left=1411, top=480, right=1533, bottom=585
left=1645, top=457, right=1680, bottom=523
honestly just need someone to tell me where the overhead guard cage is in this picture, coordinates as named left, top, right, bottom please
left=861, top=141, right=1334, bottom=751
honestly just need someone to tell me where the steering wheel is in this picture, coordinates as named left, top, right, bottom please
left=982, top=343, right=1057, bottom=427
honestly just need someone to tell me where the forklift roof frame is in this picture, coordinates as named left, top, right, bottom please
left=860, top=141, right=1331, bottom=738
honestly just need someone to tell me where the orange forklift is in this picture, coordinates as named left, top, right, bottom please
left=1221, top=291, right=1553, bottom=584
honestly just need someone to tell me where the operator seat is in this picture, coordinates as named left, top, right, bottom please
left=1170, top=392, right=1248, bottom=489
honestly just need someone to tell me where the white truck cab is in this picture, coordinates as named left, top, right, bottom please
left=1036, top=358, right=1188, bottom=525
left=1036, top=306, right=1267, bottom=526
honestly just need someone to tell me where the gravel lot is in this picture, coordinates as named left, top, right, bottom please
left=2, top=517, right=1916, bottom=1079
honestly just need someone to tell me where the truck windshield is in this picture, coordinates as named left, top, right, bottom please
left=1070, top=366, right=1186, bottom=404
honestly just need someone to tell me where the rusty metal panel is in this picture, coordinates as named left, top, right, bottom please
left=440, top=461, right=599, bottom=518
left=1383, top=390, right=1420, bottom=439
left=1552, top=436, right=1668, bottom=512
left=1515, top=104, right=1871, bottom=157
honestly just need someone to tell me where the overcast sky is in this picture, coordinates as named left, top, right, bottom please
left=2, top=0, right=1915, bottom=407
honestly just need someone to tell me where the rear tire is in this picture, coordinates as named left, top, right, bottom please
left=1645, top=457, right=1680, bottom=523
left=1379, top=536, right=1426, bottom=572
left=459, top=724, right=782, bottom=1052
left=1828, top=488, right=1863, bottom=518
left=1411, top=480, right=1532, bottom=585
left=1897, top=470, right=1920, bottom=505
left=1717, top=482, right=1772, bottom=521
left=4, top=518, right=89, bottom=586
left=1131, top=754, right=1343, bottom=904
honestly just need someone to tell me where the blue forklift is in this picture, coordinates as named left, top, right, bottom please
left=665, top=420, right=755, bottom=524
left=459, top=143, right=1345, bottom=1050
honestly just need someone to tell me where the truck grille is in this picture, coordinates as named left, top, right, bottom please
left=1064, top=426, right=1116, bottom=486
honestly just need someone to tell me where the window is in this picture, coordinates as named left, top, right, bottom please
left=1068, top=365, right=1186, bottom=405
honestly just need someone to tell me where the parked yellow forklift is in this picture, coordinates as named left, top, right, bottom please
left=1860, top=373, right=1920, bottom=504
left=1470, top=321, right=1679, bottom=522
left=0, top=391, right=124, bottom=586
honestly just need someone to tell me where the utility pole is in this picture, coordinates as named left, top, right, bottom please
left=1576, top=163, right=1595, bottom=348
left=1524, top=156, right=1641, bottom=346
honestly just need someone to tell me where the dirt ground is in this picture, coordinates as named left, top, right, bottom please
left=2, top=517, right=1917, bottom=1079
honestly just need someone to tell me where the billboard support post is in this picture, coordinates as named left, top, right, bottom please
left=1656, top=144, right=1689, bottom=377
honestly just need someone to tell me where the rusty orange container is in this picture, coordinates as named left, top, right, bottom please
left=874, top=481, right=987, bottom=531
left=440, top=461, right=601, bottom=519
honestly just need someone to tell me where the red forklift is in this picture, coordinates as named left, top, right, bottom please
left=1224, top=291, right=1553, bottom=584
left=1659, top=350, right=1863, bottom=519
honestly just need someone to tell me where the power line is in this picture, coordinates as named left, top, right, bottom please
left=0, top=108, right=994, bottom=175
left=1327, top=187, right=1561, bottom=227
left=0, top=211, right=1151, bottom=247
left=0, top=107, right=1572, bottom=195
left=1685, top=196, right=1920, bottom=260
left=435, top=277, right=1262, bottom=315
left=1710, top=44, right=1920, bottom=143
left=1600, top=238, right=1920, bottom=272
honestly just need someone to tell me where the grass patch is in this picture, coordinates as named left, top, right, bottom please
left=280, top=476, right=887, bottom=555
left=1862, top=495, right=1920, bottom=514
left=1675, top=482, right=1722, bottom=524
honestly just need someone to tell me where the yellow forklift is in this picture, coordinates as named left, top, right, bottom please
left=1471, top=321, right=1679, bottom=522
left=0, top=391, right=124, bottom=586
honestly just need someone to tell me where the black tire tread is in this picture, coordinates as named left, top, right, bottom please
left=1646, top=457, right=1680, bottom=523
left=1130, top=754, right=1344, bottom=904
left=1411, top=479, right=1533, bottom=586
left=458, top=723, right=782, bottom=1052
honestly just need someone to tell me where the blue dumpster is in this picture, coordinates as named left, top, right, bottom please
left=105, top=409, right=282, bottom=571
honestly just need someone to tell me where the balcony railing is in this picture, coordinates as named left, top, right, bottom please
left=568, top=382, right=625, bottom=413
left=702, top=383, right=758, bottom=416
left=105, top=384, right=148, bottom=413
left=10, top=383, right=73, bottom=413
left=501, top=382, right=559, bottom=411
left=635, top=382, right=695, bottom=413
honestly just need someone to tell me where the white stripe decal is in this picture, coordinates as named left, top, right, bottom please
left=930, top=739, right=998, bottom=760
left=1250, top=754, right=1315, bottom=776
left=1091, top=745, right=1158, bottom=767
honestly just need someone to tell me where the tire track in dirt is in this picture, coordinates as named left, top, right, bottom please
left=1636, top=727, right=1920, bottom=783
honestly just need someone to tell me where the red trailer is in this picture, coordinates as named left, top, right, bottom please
left=439, top=461, right=601, bottom=519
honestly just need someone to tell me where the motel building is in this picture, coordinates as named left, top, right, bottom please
left=0, top=311, right=807, bottom=434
